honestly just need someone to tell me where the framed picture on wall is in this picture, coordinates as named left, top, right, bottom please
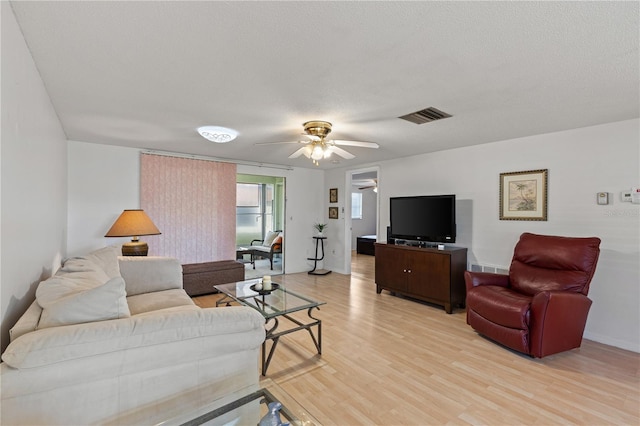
left=329, top=188, right=338, bottom=203
left=499, top=169, right=548, bottom=221
left=329, top=206, right=339, bottom=219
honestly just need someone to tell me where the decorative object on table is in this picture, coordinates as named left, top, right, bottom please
left=262, top=275, right=272, bottom=290
left=328, top=206, right=338, bottom=219
left=259, top=401, right=290, bottom=426
left=104, top=209, right=161, bottom=255
left=329, top=187, right=338, bottom=203
left=314, top=223, right=327, bottom=237
left=250, top=281, right=280, bottom=295
left=499, top=169, right=548, bottom=221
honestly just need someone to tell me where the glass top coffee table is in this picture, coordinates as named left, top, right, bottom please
left=215, top=279, right=326, bottom=376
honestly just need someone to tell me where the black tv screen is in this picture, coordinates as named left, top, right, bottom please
left=390, top=195, right=456, bottom=243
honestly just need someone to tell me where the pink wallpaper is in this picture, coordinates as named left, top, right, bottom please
left=140, top=153, right=237, bottom=264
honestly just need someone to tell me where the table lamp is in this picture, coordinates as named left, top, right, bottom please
left=105, top=209, right=161, bottom=256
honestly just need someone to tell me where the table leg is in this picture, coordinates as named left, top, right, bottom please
left=262, top=317, right=280, bottom=376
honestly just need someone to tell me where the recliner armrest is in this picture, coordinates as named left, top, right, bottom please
left=464, top=271, right=509, bottom=292
left=530, top=291, right=592, bottom=357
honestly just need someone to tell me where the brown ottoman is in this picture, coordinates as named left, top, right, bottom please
left=182, top=260, right=245, bottom=296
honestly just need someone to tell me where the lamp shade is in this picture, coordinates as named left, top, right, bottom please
left=105, top=210, right=161, bottom=256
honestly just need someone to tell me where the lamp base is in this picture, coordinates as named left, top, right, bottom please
left=121, top=241, right=149, bottom=256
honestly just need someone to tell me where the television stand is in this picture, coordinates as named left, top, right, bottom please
left=374, top=243, right=467, bottom=313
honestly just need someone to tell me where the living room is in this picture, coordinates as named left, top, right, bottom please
left=2, top=1, right=639, bottom=424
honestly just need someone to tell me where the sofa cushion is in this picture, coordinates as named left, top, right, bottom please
left=36, top=255, right=130, bottom=329
left=82, top=245, right=122, bottom=278
left=263, top=231, right=279, bottom=246
left=119, top=256, right=183, bottom=296
left=37, top=274, right=130, bottom=329
left=1, top=306, right=265, bottom=369
left=271, top=234, right=283, bottom=247
left=127, top=289, right=195, bottom=315
left=252, top=246, right=272, bottom=253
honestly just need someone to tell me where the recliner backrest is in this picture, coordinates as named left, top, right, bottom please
left=509, top=233, right=601, bottom=296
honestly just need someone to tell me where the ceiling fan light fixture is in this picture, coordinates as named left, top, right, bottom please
left=311, top=145, right=325, bottom=160
left=197, top=126, right=238, bottom=143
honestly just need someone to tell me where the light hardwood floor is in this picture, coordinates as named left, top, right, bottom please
left=194, top=252, right=640, bottom=425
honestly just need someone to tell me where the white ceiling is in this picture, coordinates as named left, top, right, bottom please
left=9, top=1, right=639, bottom=170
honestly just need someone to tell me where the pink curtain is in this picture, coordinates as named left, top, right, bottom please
left=140, top=153, right=237, bottom=264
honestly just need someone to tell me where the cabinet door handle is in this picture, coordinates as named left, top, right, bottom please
left=403, top=269, right=407, bottom=273
left=407, top=269, right=412, bottom=273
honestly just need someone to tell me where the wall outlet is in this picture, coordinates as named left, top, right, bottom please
left=621, top=191, right=632, bottom=202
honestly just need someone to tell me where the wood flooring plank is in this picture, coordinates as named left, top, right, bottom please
left=194, top=252, right=640, bottom=425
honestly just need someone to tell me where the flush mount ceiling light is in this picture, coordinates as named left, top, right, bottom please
left=197, top=126, right=238, bottom=143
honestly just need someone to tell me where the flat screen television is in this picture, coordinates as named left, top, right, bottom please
left=389, top=195, right=456, bottom=243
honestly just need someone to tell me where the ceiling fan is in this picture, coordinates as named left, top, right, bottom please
left=356, top=178, right=378, bottom=192
left=256, top=121, right=379, bottom=165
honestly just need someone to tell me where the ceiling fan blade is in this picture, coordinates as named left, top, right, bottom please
left=358, top=185, right=375, bottom=190
left=255, top=140, right=305, bottom=146
left=302, top=134, right=321, bottom=142
left=289, top=146, right=311, bottom=159
left=353, top=178, right=377, bottom=186
left=331, top=146, right=355, bottom=160
left=333, top=140, right=379, bottom=149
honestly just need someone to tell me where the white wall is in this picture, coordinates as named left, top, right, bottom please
left=67, top=142, right=142, bottom=256
left=325, top=119, right=640, bottom=352
left=1, top=3, right=68, bottom=351
left=66, top=143, right=324, bottom=274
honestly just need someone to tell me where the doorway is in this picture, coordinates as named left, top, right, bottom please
left=343, top=167, right=380, bottom=275
left=236, top=174, right=285, bottom=278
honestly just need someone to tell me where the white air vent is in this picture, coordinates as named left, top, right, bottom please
left=399, top=107, right=452, bottom=124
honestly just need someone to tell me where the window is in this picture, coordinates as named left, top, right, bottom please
left=236, top=183, right=274, bottom=246
left=352, top=192, right=363, bottom=219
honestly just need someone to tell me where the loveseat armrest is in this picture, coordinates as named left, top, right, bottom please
left=9, top=301, right=43, bottom=343
left=530, top=291, right=592, bottom=358
left=118, top=256, right=183, bottom=296
left=464, top=271, right=510, bottom=292
left=2, top=306, right=265, bottom=370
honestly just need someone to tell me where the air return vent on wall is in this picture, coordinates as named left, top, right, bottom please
left=399, top=107, right=452, bottom=124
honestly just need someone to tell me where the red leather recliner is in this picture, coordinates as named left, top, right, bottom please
left=465, top=232, right=601, bottom=357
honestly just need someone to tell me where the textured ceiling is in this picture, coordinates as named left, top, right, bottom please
left=9, top=1, right=639, bottom=169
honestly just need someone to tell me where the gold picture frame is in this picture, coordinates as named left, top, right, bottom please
left=329, top=207, right=338, bottom=219
left=500, top=169, right=548, bottom=221
left=329, top=188, right=338, bottom=203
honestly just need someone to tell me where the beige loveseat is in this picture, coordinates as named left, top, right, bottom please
left=0, top=246, right=265, bottom=425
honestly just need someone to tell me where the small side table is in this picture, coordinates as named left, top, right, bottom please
left=236, top=247, right=255, bottom=268
left=308, top=236, right=331, bottom=275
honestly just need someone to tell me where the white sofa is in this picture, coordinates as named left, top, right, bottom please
left=0, top=246, right=266, bottom=425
